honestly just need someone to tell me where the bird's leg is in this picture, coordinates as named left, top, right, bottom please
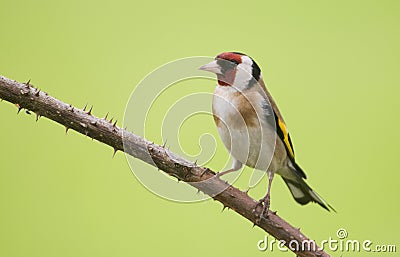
left=216, top=159, right=243, bottom=177
left=259, top=170, right=274, bottom=219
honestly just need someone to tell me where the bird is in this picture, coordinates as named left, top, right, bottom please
left=199, top=52, right=334, bottom=219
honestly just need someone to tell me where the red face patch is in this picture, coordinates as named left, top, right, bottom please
left=215, top=52, right=244, bottom=86
left=216, top=52, right=243, bottom=64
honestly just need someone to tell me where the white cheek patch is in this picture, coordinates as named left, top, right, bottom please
left=241, top=55, right=253, bottom=65
left=233, top=57, right=254, bottom=89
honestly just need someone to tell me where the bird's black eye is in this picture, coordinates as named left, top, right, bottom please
left=216, top=58, right=238, bottom=74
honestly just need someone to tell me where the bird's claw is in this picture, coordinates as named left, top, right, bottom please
left=214, top=168, right=235, bottom=178
left=255, top=196, right=271, bottom=224
left=214, top=172, right=223, bottom=178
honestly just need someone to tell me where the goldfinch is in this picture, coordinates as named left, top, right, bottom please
left=199, top=52, right=334, bottom=218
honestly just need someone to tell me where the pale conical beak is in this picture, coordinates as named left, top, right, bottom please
left=199, top=60, right=222, bottom=75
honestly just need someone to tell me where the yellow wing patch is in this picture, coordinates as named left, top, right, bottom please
left=277, top=118, right=295, bottom=159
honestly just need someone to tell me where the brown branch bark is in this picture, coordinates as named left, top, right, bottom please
left=0, top=74, right=330, bottom=257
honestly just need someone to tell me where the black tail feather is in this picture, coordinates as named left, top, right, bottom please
left=282, top=177, right=335, bottom=212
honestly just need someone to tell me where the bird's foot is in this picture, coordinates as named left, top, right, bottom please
left=260, top=195, right=270, bottom=218
left=214, top=168, right=235, bottom=178
left=215, top=160, right=242, bottom=178
left=255, top=195, right=270, bottom=224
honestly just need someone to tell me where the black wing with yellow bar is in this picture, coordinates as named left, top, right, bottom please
left=273, top=110, right=307, bottom=179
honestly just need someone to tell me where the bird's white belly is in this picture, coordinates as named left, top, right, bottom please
left=213, top=86, right=276, bottom=170
left=217, top=124, right=275, bottom=170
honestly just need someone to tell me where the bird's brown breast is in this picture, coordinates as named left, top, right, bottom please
left=212, top=90, right=260, bottom=130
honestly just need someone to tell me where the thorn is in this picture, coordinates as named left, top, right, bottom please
left=162, top=140, right=167, bottom=148
left=65, top=126, right=70, bottom=134
left=252, top=223, right=257, bottom=228
left=197, top=189, right=201, bottom=194
left=35, top=113, right=40, bottom=121
left=112, top=120, right=117, bottom=127
left=86, top=105, right=93, bottom=115
left=222, top=205, right=228, bottom=212
left=15, top=104, right=22, bottom=114
left=194, top=159, right=198, bottom=166
left=112, top=148, right=118, bottom=157
left=109, top=117, right=113, bottom=124
left=104, top=112, right=109, bottom=120
left=35, top=88, right=40, bottom=97
left=244, top=188, right=250, bottom=195
left=25, top=79, right=31, bottom=88
left=25, top=110, right=31, bottom=115
left=199, top=168, right=207, bottom=178
left=83, top=103, right=88, bottom=111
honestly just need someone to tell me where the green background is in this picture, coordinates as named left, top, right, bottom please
left=1, top=0, right=399, bottom=256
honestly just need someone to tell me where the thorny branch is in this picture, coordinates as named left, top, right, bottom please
left=0, top=75, right=330, bottom=257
